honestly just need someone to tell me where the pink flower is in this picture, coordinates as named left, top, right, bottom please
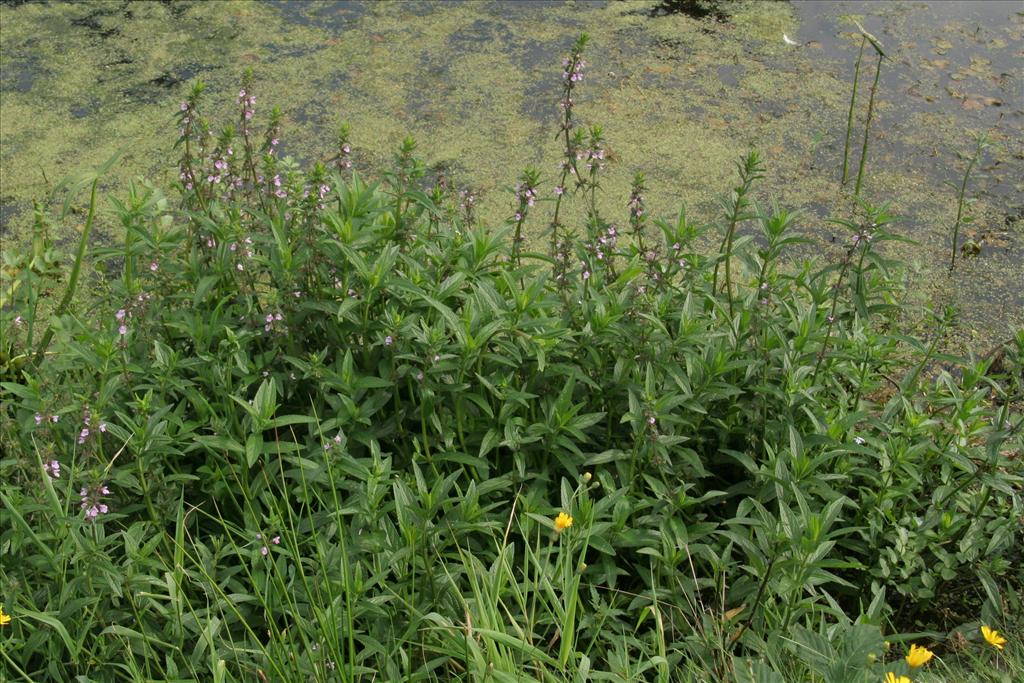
left=44, top=460, right=60, bottom=478
left=80, top=484, right=112, bottom=521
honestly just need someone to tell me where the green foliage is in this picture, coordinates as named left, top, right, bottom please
left=1, top=40, right=1022, bottom=683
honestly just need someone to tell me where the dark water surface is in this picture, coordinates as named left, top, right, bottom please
left=1, top=0, right=1021, bottom=345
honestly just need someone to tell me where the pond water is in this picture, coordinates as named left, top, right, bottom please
left=1, top=0, right=1021, bottom=348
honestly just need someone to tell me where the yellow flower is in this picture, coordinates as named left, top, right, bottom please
left=905, top=643, right=934, bottom=668
left=0, top=606, right=11, bottom=626
left=884, top=673, right=910, bottom=683
left=981, top=625, right=1007, bottom=650
left=553, top=511, right=573, bottom=533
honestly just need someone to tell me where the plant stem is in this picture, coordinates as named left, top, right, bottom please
left=853, top=52, right=883, bottom=198
left=33, top=178, right=98, bottom=365
left=713, top=152, right=761, bottom=317
left=812, top=243, right=858, bottom=382
left=842, top=37, right=866, bottom=185
left=950, top=135, right=985, bottom=271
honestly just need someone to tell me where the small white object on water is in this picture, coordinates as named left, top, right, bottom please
left=783, top=34, right=798, bottom=46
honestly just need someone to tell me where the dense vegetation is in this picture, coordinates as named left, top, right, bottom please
left=1, top=35, right=1021, bottom=683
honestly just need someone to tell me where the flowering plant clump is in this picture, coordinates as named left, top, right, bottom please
left=0, top=31, right=1021, bottom=683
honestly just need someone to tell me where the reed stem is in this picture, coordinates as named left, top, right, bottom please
left=841, top=37, right=866, bottom=185
left=854, top=52, right=884, bottom=198
left=950, top=134, right=988, bottom=271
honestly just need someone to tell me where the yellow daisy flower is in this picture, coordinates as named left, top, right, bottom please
left=905, top=643, right=934, bottom=668
left=884, top=673, right=909, bottom=683
left=981, top=625, right=1007, bottom=650
left=553, top=511, right=573, bottom=533
left=0, top=606, right=11, bottom=626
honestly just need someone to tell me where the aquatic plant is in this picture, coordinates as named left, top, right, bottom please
left=840, top=35, right=866, bottom=187
left=949, top=132, right=991, bottom=271
left=852, top=21, right=886, bottom=199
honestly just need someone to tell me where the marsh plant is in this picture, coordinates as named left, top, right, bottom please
left=948, top=132, right=991, bottom=271
left=1, top=36, right=1022, bottom=683
left=841, top=21, right=886, bottom=199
